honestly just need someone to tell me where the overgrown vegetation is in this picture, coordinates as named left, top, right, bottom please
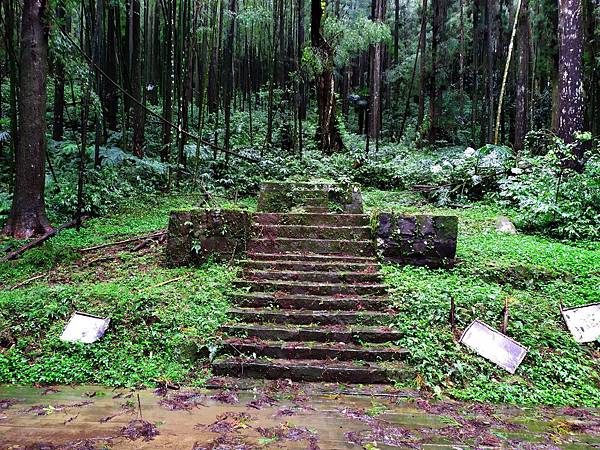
left=363, top=195, right=600, bottom=406
left=0, top=196, right=236, bottom=386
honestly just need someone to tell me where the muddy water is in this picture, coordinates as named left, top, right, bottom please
left=1, top=383, right=599, bottom=449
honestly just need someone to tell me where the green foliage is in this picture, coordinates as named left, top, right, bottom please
left=0, top=263, right=235, bottom=386
left=0, top=195, right=237, bottom=387
left=381, top=203, right=600, bottom=406
left=498, top=135, right=600, bottom=240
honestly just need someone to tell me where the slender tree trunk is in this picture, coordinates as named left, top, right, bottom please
left=458, top=0, right=465, bottom=119
left=104, top=4, right=119, bottom=131
left=557, top=0, right=585, bottom=171
left=223, top=0, right=236, bottom=158
left=3, top=0, right=19, bottom=155
left=161, top=0, right=174, bottom=161
left=514, top=0, right=530, bottom=152
left=52, top=2, right=66, bottom=141
left=131, top=0, right=144, bottom=156
left=311, top=0, right=343, bottom=154
left=428, top=0, right=446, bottom=141
left=368, top=0, right=385, bottom=139
left=3, top=0, right=53, bottom=239
left=484, top=0, right=495, bottom=143
left=417, top=0, right=428, bottom=131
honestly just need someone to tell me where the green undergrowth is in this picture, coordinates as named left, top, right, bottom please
left=0, top=194, right=243, bottom=386
left=1, top=190, right=599, bottom=406
left=369, top=190, right=600, bottom=406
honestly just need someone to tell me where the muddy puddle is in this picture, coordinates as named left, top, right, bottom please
left=1, top=381, right=599, bottom=449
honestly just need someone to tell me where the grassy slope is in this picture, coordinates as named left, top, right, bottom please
left=0, top=195, right=237, bottom=386
left=1, top=190, right=598, bottom=407
left=363, top=190, right=600, bottom=406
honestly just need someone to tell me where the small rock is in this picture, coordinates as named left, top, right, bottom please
left=496, top=216, right=517, bottom=234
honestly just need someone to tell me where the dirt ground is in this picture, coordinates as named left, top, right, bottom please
left=1, top=381, right=599, bottom=449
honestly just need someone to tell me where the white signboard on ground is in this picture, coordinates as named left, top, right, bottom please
left=60, top=312, right=110, bottom=344
left=460, top=320, right=528, bottom=374
left=561, top=303, right=600, bottom=343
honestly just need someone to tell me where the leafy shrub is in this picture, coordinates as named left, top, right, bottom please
left=498, top=137, right=599, bottom=240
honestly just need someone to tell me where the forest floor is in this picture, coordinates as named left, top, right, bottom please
left=0, top=190, right=599, bottom=408
left=1, top=384, right=600, bottom=448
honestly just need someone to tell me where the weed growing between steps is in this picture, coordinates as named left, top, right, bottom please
left=380, top=201, right=600, bottom=406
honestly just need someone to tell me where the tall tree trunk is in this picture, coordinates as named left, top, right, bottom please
left=3, top=0, right=19, bottom=155
left=52, top=1, right=65, bottom=141
left=161, top=0, right=174, bottom=161
left=557, top=0, right=585, bottom=171
left=223, top=0, right=236, bottom=158
left=514, top=0, right=530, bottom=152
left=417, top=0, right=428, bottom=131
left=428, top=0, right=446, bottom=141
left=311, top=0, right=343, bottom=154
left=368, top=0, right=385, bottom=140
left=131, top=0, right=144, bottom=156
left=104, top=3, right=119, bottom=131
left=3, top=0, right=52, bottom=239
left=458, top=0, right=465, bottom=119
left=484, top=0, right=495, bottom=143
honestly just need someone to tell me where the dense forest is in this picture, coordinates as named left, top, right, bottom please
left=0, top=0, right=600, bottom=416
left=0, top=0, right=598, bottom=239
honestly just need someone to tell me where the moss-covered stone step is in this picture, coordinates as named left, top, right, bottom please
left=212, top=357, right=414, bottom=384
left=233, top=279, right=387, bottom=296
left=220, top=338, right=408, bottom=362
left=247, top=238, right=376, bottom=256
left=228, top=308, right=389, bottom=325
left=242, top=269, right=382, bottom=284
left=251, top=224, right=372, bottom=240
left=245, top=252, right=377, bottom=264
left=230, top=293, right=390, bottom=311
left=253, top=213, right=370, bottom=227
left=221, top=323, right=403, bottom=344
left=240, top=259, right=379, bottom=273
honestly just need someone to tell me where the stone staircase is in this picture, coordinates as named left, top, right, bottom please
left=212, top=183, right=411, bottom=384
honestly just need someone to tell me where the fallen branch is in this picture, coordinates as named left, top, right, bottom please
left=80, top=231, right=166, bottom=253
left=2, top=244, right=14, bottom=253
left=137, top=276, right=188, bottom=292
left=132, top=239, right=153, bottom=252
left=1, top=217, right=88, bottom=263
left=10, top=272, right=49, bottom=290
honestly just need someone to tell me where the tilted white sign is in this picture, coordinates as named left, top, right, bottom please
left=561, top=303, right=600, bottom=343
left=60, top=312, right=110, bottom=344
left=460, top=320, right=528, bottom=374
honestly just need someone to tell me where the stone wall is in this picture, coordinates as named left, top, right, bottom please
left=166, top=209, right=251, bottom=266
left=374, top=213, right=458, bottom=268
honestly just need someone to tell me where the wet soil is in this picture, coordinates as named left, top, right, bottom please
left=1, top=382, right=599, bottom=449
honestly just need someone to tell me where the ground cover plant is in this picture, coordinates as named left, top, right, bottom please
left=362, top=192, right=600, bottom=406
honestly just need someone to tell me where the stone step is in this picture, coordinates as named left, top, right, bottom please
left=220, top=338, right=408, bottom=362
left=251, top=224, right=372, bottom=240
left=222, top=324, right=402, bottom=344
left=233, top=279, right=388, bottom=296
left=242, top=269, right=382, bottom=284
left=230, top=293, right=390, bottom=311
left=253, top=213, right=370, bottom=227
left=247, top=238, right=375, bottom=256
left=212, top=357, right=413, bottom=384
left=241, top=259, right=379, bottom=273
left=245, top=252, right=377, bottom=264
left=229, top=308, right=389, bottom=325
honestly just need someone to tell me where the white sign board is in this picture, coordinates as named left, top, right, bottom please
left=561, top=303, right=600, bottom=343
left=60, top=312, right=110, bottom=344
left=460, top=320, right=528, bottom=374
